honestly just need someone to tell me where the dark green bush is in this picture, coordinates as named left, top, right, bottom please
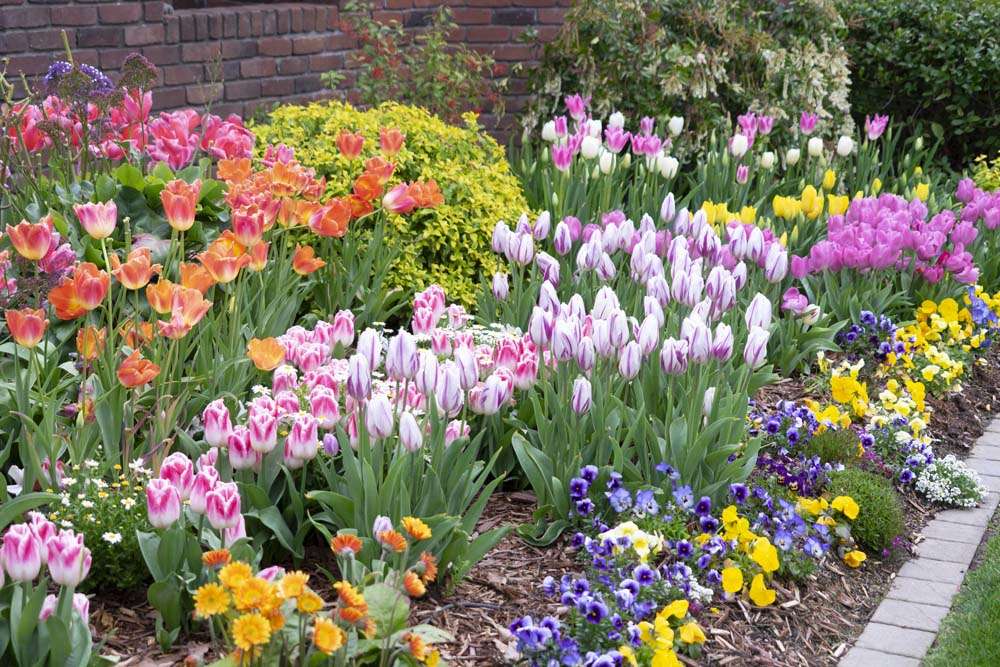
left=828, top=467, right=905, bottom=554
left=840, top=0, right=1000, bottom=164
left=805, top=429, right=862, bottom=465
left=523, top=0, right=853, bottom=154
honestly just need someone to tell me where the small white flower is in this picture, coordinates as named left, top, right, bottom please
left=81, top=500, right=94, bottom=509
left=121, top=497, right=137, bottom=510
left=85, top=459, right=99, bottom=469
left=102, top=532, right=123, bottom=545
left=60, top=520, right=73, bottom=528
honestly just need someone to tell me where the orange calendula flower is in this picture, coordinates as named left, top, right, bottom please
left=379, top=127, right=405, bottom=155
left=219, top=561, right=254, bottom=590
left=199, top=249, right=250, bottom=284
left=5, top=308, right=48, bottom=348
left=308, top=198, right=351, bottom=238
left=418, top=551, right=438, bottom=583
left=265, top=609, right=285, bottom=632
left=117, top=350, right=160, bottom=388
left=339, top=605, right=366, bottom=624
left=160, top=178, right=201, bottom=232
left=401, top=517, right=432, bottom=541
left=218, top=158, right=252, bottom=183
left=6, top=217, right=53, bottom=260
left=352, top=171, right=383, bottom=202
left=292, top=245, right=325, bottom=276
left=313, top=616, right=346, bottom=655
left=333, top=581, right=367, bottom=611
left=247, top=337, right=285, bottom=371
left=146, top=279, right=176, bottom=314
left=76, top=325, right=106, bottom=360
left=179, top=262, right=215, bottom=294
left=296, top=589, right=324, bottom=614
left=111, top=247, right=161, bottom=290
left=202, top=548, right=232, bottom=568
left=337, top=130, right=365, bottom=159
left=377, top=529, right=408, bottom=553
left=403, top=632, right=428, bottom=661
left=279, top=571, right=310, bottom=599
left=331, top=534, right=363, bottom=556
left=403, top=570, right=426, bottom=597
left=48, top=263, right=109, bottom=320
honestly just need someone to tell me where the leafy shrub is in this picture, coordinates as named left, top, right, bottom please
left=252, top=101, right=528, bottom=307
left=827, top=467, right=905, bottom=554
left=523, top=0, right=853, bottom=154
left=326, top=1, right=505, bottom=124
left=805, top=429, right=862, bottom=465
left=973, top=154, right=1000, bottom=191
left=840, top=0, right=1000, bottom=164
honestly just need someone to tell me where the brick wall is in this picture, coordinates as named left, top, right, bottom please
left=0, top=1, right=569, bottom=134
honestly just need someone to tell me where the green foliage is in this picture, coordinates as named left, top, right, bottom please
left=973, top=154, right=1000, bottom=192
left=840, top=0, right=1000, bottom=164
left=524, top=0, right=852, bottom=155
left=327, top=1, right=505, bottom=124
left=251, top=101, right=528, bottom=307
left=804, top=428, right=861, bottom=465
left=827, top=467, right=904, bottom=553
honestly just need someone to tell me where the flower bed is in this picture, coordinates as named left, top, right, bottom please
left=2, top=53, right=1000, bottom=667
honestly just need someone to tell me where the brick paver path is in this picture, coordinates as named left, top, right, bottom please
left=838, top=420, right=1000, bottom=666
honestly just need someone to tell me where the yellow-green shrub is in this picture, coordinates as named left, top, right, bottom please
left=251, top=101, right=527, bottom=307
left=973, top=154, right=1000, bottom=192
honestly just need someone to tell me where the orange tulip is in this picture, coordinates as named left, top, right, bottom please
left=277, top=199, right=322, bottom=229
left=308, top=198, right=352, bottom=238
left=408, top=180, right=445, bottom=209
left=5, top=308, right=48, bottom=347
left=198, top=249, right=250, bottom=284
left=337, top=131, right=365, bottom=159
left=379, top=127, right=405, bottom=154
left=120, top=320, right=155, bottom=349
left=364, top=157, right=395, bottom=184
left=210, top=230, right=247, bottom=258
left=48, top=263, right=109, bottom=320
left=160, top=178, right=201, bottom=232
left=146, top=279, right=176, bottom=314
left=217, top=158, right=252, bottom=184
left=231, top=204, right=266, bottom=247
left=346, top=195, right=374, bottom=219
left=6, top=218, right=52, bottom=261
left=117, top=350, right=160, bottom=388
left=247, top=242, right=269, bottom=272
left=111, top=247, right=161, bottom=290
left=179, top=262, right=215, bottom=294
left=292, top=245, right=326, bottom=275
left=270, top=161, right=315, bottom=199
left=353, top=172, right=383, bottom=202
left=76, top=325, right=106, bottom=360
left=157, top=286, right=212, bottom=340
left=247, top=337, right=286, bottom=371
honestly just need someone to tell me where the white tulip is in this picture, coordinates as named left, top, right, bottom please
left=598, top=149, right=615, bottom=174
left=785, top=148, right=801, bottom=166
left=541, top=120, right=558, bottom=142
left=759, top=151, right=776, bottom=169
left=608, top=111, right=625, bottom=128
left=667, top=116, right=684, bottom=137
left=587, top=119, right=602, bottom=137
left=836, top=135, right=855, bottom=157
left=730, top=134, right=749, bottom=158
left=658, top=154, right=679, bottom=179
left=580, top=135, right=601, bottom=160
left=807, top=137, right=824, bottom=157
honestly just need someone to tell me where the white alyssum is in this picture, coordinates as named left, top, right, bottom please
left=915, top=455, right=987, bottom=508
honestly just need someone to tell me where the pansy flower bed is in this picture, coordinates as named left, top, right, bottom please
left=2, top=52, right=1000, bottom=667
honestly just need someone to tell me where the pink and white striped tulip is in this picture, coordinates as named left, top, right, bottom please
left=206, top=481, right=241, bottom=531
left=1, top=523, right=42, bottom=581
left=146, top=478, right=181, bottom=529
left=46, top=529, right=92, bottom=587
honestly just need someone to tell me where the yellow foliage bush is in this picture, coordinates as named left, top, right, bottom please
left=972, top=154, right=1000, bottom=192
left=251, top=101, right=528, bottom=307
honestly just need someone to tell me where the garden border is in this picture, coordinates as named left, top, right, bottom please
left=839, top=418, right=1000, bottom=666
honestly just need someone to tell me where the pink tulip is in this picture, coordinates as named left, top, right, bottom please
left=331, top=310, right=355, bottom=348
left=46, top=529, right=92, bottom=587
left=799, top=111, right=818, bottom=135
left=189, top=467, right=219, bottom=515
left=272, top=364, right=298, bottom=394
left=227, top=425, right=258, bottom=471
left=382, top=183, right=417, bottom=215
left=202, top=399, right=233, bottom=448
left=248, top=407, right=278, bottom=453
left=205, top=481, right=241, bottom=531
left=309, top=385, right=340, bottom=430
left=864, top=114, right=889, bottom=141
left=1, top=524, right=42, bottom=581
left=73, top=201, right=117, bottom=240
left=444, top=420, right=470, bottom=445
left=781, top=287, right=809, bottom=314
left=275, top=390, right=301, bottom=416
left=287, top=413, right=319, bottom=460
left=224, top=514, right=247, bottom=548
left=514, top=353, right=538, bottom=390
left=146, top=478, right=181, bottom=529
left=159, top=452, right=195, bottom=500
left=27, top=511, right=57, bottom=563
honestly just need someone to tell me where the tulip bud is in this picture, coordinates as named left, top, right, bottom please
left=46, top=529, right=92, bottom=587
left=836, top=135, right=855, bottom=157
left=571, top=376, right=592, bottom=415
left=786, top=148, right=801, bottom=166
left=332, top=310, right=355, bottom=348
left=399, top=411, right=423, bottom=451
left=415, top=350, right=439, bottom=396
left=435, top=361, right=464, bottom=415
left=553, top=221, right=573, bottom=255
left=386, top=331, right=419, bottom=381
left=552, top=318, right=580, bottom=362
left=637, top=315, right=659, bottom=356
left=159, top=452, right=195, bottom=500
left=347, top=353, right=372, bottom=401
left=248, top=408, right=278, bottom=452
left=576, top=336, right=596, bottom=373
left=712, top=323, right=734, bottom=361
left=801, top=304, right=822, bottom=326
left=807, top=137, right=824, bottom=157
left=660, top=338, right=689, bottom=375
left=730, top=134, right=749, bottom=157
left=744, top=326, right=770, bottom=368
left=668, top=116, right=684, bottom=137
left=528, top=306, right=554, bottom=346
left=514, top=353, right=538, bottom=389
left=189, top=467, right=219, bottom=514
left=146, top=478, right=181, bottom=529
left=357, top=328, right=382, bottom=370
left=287, top=412, right=319, bottom=460
left=760, top=151, right=776, bottom=169
left=454, top=345, right=479, bottom=390
left=224, top=515, right=247, bottom=548
left=608, top=111, right=625, bottom=128
left=745, top=293, right=773, bottom=330
left=1, top=524, right=43, bottom=581
left=533, top=211, right=551, bottom=240
left=618, top=340, right=642, bottom=380
left=541, top=120, right=558, bottom=142
left=206, top=481, right=241, bottom=531
left=202, top=399, right=233, bottom=448
left=580, top=135, right=601, bottom=160
left=227, top=425, right=258, bottom=470
left=658, top=154, right=679, bottom=179
left=508, top=232, right=535, bottom=266
left=365, top=394, right=394, bottom=440
left=703, top=387, right=717, bottom=416
left=764, top=244, right=788, bottom=283
left=272, top=364, right=298, bottom=394
left=598, top=150, right=615, bottom=174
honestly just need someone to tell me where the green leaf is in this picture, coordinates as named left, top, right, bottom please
left=0, top=492, right=58, bottom=532
left=147, top=580, right=183, bottom=631
left=114, top=164, right=146, bottom=191
left=362, top=582, right=410, bottom=637
left=246, top=506, right=302, bottom=558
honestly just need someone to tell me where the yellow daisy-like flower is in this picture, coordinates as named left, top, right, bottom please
left=279, top=570, right=310, bottom=599
left=231, top=613, right=271, bottom=651
left=401, top=516, right=432, bottom=541
left=679, top=621, right=707, bottom=644
left=234, top=577, right=278, bottom=612
left=313, top=616, right=345, bottom=655
left=297, top=588, right=324, bottom=614
left=194, top=582, right=230, bottom=617
left=219, top=561, right=254, bottom=590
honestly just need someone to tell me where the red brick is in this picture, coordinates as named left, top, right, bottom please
left=187, top=83, right=223, bottom=105
left=27, top=29, right=64, bottom=51
left=452, top=7, right=492, bottom=24
left=165, top=17, right=180, bottom=43
left=144, top=1, right=164, bottom=23
left=493, top=8, right=535, bottom=25
left=194, top=13, right=209, bottom=40
left=225, top=79, right=260, bottom=101
left=98, top=3, right=142, bottom=24
left=465, top=25, right=511, bottom=42
left=258, top=37, right=292, bottom=57
left=77, top=27, right=124, bottom=48
left=294, top=74, right=322, bottom=94
left=276, top=8, right=290, bottom=33
left=240, top=58, right=276, bottom=78
left=221, top=39, right=256, bottom=60
left=163, top=63, right=202, bottom=86
left=386, top=0, right=413, bottom=8
left=309, top=53, right=340, bottom=72
left=538, top=8, right=567, bottom=23
left=99, top=48, right=134, bottom=70
left=465, top=0, right=512, bottom=6
left=301, top=7, right=316, bottom=32
left=2, top=6, right=49, bottom=29
left=290, top=7, right=304, bottom=33
left=535, top=25, right=560, bottom=42
left=238, top=14, right=252, bottom=39
left=276, top=56, right=308, bottom=76
left=261, top=77, right=294, bottom=97
left=141, top=45, right=180, bottom=65
left=0, top=32, right=29, bottom=54
left=152, top=86, right=187, bottom=110
left=208, top=14, right=224, bottom=40
left=179, top=15, right=196, bottom=41
left=51, top=5, right=97, bottom=26
left=255, top=10, right=269, bottom=35
left=490, top=44, right=535, bottom=61
left=292, top=35, right=325, bottom=55
left=182, top=42, right=221, bottom=63
left=223, top=14, right=238, bottom=39
left=5, top=53, right=52, bottom=76
left=326, top=33, right=355, bottom=50
left=211, top=102, right=244, bottom=118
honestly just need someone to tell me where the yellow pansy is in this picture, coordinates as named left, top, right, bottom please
left=749, top=573, right=776, bottom=607
left=722, top=566, right=744, bottom=593
left=831, top=495, right=860, bottom=520
left=844, top=550, right=867, bottom=568
left=751, top=538, right=780, bottom=573
left=619, top=645, right=638, bottom=666
left=659, top=599, right=689, bottom=620
left=680, top=622, right=707, bottom=644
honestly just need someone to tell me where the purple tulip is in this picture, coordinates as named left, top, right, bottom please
left=660, top=338, right=689, bottom=375
left=799, top=111, right=818, bottom=135
left=864, top=114, right=889, bottom=141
